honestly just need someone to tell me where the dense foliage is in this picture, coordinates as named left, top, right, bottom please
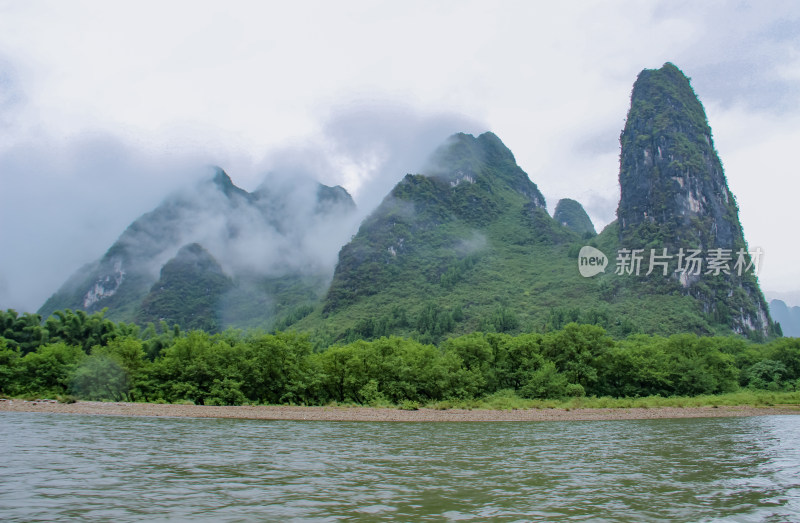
left=553, top=198, right=596, bottom=237
left=2, top=308, right=797, bottom=406
left=136, top=243, right=233, bottom=332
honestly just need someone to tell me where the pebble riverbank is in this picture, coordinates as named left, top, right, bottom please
left=1, top=399, right=799, bottom=422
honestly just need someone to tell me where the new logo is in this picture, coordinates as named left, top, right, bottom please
left=578, top=246, right=607, bottom=277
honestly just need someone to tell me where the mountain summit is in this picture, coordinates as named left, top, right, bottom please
left=554, top=199, right=596, bottom=236
left=618, top=63, right=738, bottom=248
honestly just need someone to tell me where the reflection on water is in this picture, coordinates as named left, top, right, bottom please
left=0, top=412, right=798, bottom=521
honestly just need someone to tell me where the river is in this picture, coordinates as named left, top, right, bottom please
left=1, top=412, right=798, bottom=521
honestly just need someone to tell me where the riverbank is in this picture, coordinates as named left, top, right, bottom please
left=1, top=398, right=799, bottom=422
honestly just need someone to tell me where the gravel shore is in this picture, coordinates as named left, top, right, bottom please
left=1, top=399, right=798, bottom=422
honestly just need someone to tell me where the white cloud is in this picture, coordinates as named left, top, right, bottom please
left=707, top=102, right=800, bottom=292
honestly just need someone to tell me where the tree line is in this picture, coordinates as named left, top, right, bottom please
left=1, top=308, right=798, bottom=406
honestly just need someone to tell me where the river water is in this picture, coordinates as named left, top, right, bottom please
left=0, top=412, right=798, bottom=521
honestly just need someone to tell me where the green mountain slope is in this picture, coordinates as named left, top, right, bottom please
left=553, top=198, right=596, bottom=236
left=323, top=132, right=555, bottom=312
left=292, top=132, right=712, bottom=345
left=294, top=64, right=775, bottom=344
left=137, top=243, right=233, bottom=332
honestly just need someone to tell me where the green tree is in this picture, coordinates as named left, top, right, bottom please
left=742, top=360, right=789, bottom=391
left=240, top=332, right=316, bottom=404
left=18, top=342, right=85, bottom=396
left=489, top=333, right=547, bottom=391
left=542, top=323, right=612, bottom=393
left=71, top=336, right=151, bottom=401
left=0, top=338, right=21, bottom=394
left=441, top=333, right=493, bottom=394
left=596, top=335, right=673, bottom=397
left=70, top=353, right=129, bottom=401
left=663, top=334, right=739, bottom=395
left=767, top=338, right=800, bottom=382
left=518, top=361, right=571, bottom=399
left=0, top=309, right=45, bottom=354
left=44, top=309, right=119, bottom=353
left=152, top=331, right=246, bottom=405
left=313, top=344, right=358, bottom=402
left=487, top=306, right=519, bottom=333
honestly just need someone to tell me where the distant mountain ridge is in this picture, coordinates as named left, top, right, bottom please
left=770, top=300, right=800, bottom=337
left=38, top=167, right=357, bottom=330
left=37, top=63, right=778, bottom=342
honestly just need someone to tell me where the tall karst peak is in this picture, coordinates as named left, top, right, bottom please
left=165, top=242, right=227, bottom=274
left=136, top=243, right=233, bottom=332
left=615, top=62, right=772, bottom=338
left=315, top=183, right=357, bottom=215
left=617, top=62, right=739, bottom=249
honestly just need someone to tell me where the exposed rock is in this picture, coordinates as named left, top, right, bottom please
left=615, top=62, right=773, bottom=338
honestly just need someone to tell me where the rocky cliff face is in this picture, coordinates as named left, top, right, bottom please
left=616, top=62, right=773, bottom=337
left=618, top=63, right=739, bottom=248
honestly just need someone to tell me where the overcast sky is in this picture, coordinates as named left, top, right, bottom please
left=1, top=0, right=800, bottom=312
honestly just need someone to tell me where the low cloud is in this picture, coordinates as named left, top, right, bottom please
left=260, top=102, right=486, bottom=219
left=456, top=232, right=488, bottom=256
left=0, top=103, right=486, bottom=313
left=0, top=133, right=213, bottom=312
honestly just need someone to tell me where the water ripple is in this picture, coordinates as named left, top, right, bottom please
left=0, top=413, right=798, bottom=521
